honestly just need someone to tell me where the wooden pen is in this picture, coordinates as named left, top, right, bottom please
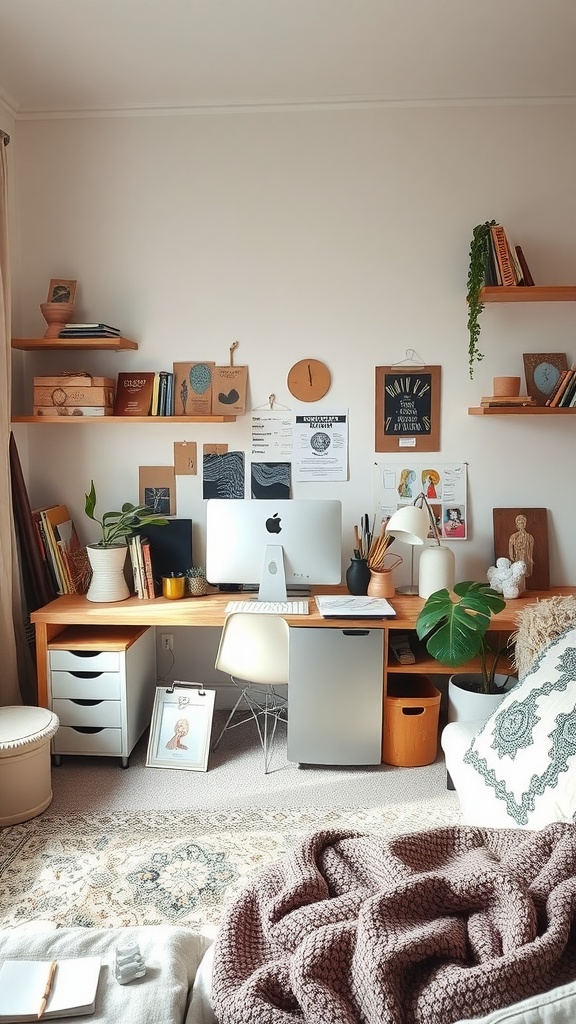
left=38, top=960, right=57, bottom=1020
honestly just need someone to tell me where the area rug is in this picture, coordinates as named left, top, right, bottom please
left=0, top=799, right=460, bottom=930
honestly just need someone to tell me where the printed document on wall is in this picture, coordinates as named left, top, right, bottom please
left=293, top=411, right=348, bottom=482
left=374, top=461, right=468, bottom=540
left=251, top=410, right=293, bottom=461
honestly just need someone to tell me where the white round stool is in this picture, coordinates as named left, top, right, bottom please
left=0, top=706, right=60, bottom=826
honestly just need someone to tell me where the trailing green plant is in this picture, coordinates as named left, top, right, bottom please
left=466, top=220, right=496, bottom=379
left=416, top=580, right=507, bottom=694
left=84, top=480, right=168, bottom=548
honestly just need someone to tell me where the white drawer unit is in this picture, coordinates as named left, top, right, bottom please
left=47, top=625, right=156, bottom=767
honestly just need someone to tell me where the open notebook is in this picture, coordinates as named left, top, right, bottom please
left=315, top=595, right=396, bottom=619
left=0, top=957, right=101, bottom=1021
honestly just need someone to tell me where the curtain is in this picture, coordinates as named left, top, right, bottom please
left=0, top=137, right=34, bottom=705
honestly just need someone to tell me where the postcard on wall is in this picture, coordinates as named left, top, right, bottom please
left=251, top=462, right=291, bottom=500
left=173, top=362, right=214, bottom=416
left=211, top=365, right=248, bottom=416
left=251, top=410, right=293, bottom=461
left=292, top=410, right=348, bottom=483
left=203, top=450, right=245, bottom=499
left=373, top=461, right=468, bottom=539
left=139, top=466, right=176, bottom=515
left=174, top=441, right=197, bottom=476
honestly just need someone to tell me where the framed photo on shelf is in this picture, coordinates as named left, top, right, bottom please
left=46, top=278, right=77, bottom=304
left=522, top=352, right=568, bottom=406
left=146, top=685, right=216, bottom=771
left=375, top=365, right=441, bottom=452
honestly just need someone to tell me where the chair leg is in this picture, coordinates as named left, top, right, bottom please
left=211, top=691, right=247, bottom=752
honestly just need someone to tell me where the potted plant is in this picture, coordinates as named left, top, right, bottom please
left=416, top=580, right=515, bottom=723
left=466, top=219, right=496, bottom=379
left=84, top=480, right=168, bottom=602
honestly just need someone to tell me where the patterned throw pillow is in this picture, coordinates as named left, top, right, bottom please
left=463, top=624, right=576, bottom=829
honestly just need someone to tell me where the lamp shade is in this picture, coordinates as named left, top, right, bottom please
left=385, top=504, right=429, bottom=546
left=418, top=544, right=456, bottom=599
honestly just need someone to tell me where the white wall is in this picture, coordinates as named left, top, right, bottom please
left=8, top=103, right=576, bottom=684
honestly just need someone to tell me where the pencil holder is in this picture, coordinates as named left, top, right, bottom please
left=162, top=572, right=186, bottom=599
left=186, top=566, right=207, bottom=597
left=367, top=568, right=395, bottom=599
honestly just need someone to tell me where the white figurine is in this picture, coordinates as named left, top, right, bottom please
left=487, top=557, right=527, bottom=600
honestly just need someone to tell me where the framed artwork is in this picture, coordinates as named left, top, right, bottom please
left=146, top=685, right=216, bottom=771
left=139, top=466, right=176, bottom=515
left=523, top=352, right=568, bottom=406
left=493, top=507, right=549, bottom=591
left=375, top=365, right=441, bottom=452
left=47, top=278, right=77, bottom=304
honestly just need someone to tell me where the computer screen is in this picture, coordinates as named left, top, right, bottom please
left=205, top=498, right=342, bottom=600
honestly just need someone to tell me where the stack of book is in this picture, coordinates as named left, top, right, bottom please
left=58, top=322, right=121, bottom=338
left=32, top=503, right=90, bottom=594
left=545, top=365, right=576, bottom=407
left=480, top=395, right=537, bottom=408
left=127, top=534, right=155, bottom=598
left=484, top=223, right=535, bottom=288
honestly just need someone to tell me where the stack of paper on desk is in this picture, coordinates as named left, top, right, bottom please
left=315, top=595, right=396, bottom=619
left=0, top=957, right=101, bottom=1021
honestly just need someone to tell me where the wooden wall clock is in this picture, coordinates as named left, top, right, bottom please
left=287, top=359, right=331, bottom=402
left=375, top=365, right=441, bottom=452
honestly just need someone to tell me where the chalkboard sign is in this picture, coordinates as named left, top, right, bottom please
left=375, top=365, right=441, bottom=452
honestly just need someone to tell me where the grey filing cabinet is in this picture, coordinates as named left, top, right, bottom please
left=287, top=627, right=383, bottom=765
left=47, top=625, right=156, bottom=767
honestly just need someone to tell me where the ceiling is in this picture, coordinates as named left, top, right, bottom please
left=1, top=0, right=576, bottom=117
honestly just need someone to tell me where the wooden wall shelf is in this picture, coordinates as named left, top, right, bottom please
left=12, top=415, right=235, bottom=424
left=12, top=337, right=138, bottom=351
left=480, top=286, right=576, bottom=303
left=468, top=406, right=576, bottom=416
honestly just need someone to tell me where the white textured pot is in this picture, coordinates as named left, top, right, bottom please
left=86, top=543, right=130, bottom=603
left=447, top=673, right=517, bottom=725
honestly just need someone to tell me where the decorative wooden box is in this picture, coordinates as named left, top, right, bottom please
left=33, top=375, right=115, bottom=416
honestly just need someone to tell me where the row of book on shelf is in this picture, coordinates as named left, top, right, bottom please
left=32, top=504, right=90, bottom=596
left=484, top=222, right=535, bottom=288
left=127, top=534, right=156, bottom=599
left=545, top=365, right=576, bottom=407
left=32, top=363, right=247, bottom=417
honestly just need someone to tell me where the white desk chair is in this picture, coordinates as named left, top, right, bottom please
left=211, top=612, right=290, bottom=773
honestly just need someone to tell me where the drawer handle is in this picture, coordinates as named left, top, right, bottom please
left=71, top=727, right=105, bottom=735
left=64, top=651, right=103, bottom=660
left=67, top=671, right=105, bottom=680
left=70, top=699, right=104, bottom=707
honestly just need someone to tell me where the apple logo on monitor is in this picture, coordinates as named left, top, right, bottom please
left=265, top=513, right=282, bottom=534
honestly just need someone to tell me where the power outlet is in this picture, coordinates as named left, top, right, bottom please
left=161, top=633, right=173, bottom=652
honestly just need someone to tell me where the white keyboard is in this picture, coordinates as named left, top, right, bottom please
left=225, top=599, right=309, bottom=615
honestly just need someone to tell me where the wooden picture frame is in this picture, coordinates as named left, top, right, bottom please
left=146, top=684, right=216, bottom=771
left=522, top=352, right=568, bottom=406
left=375, top=365, right=441, bottom=453
left=493, top=507, right=549, bottom=591
left=47, top=278, right=77, bottom=304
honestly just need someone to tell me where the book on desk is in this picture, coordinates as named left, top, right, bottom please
left=315, top=595, right=396, bottom=619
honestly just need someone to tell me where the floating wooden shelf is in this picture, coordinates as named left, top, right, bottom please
left=479, top=286, right=576, bottom=303
left=11, top=415, right=236, bottom=424
left=468, top=406, right=576, bottom=416
left=11, top=336, right=138, bottom=351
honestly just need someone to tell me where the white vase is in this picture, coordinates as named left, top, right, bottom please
left=448, top=673, right=517, bottom=725
left=86, top=543, right=130, bottom=602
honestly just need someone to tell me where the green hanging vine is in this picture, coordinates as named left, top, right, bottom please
left=466, top=220, right=496, bottom=378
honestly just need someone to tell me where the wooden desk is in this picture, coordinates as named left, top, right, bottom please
left=31, top=587, right=576, bottom=709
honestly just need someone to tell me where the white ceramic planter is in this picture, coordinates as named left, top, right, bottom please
left=86, top=543, right=130, bottom=603
left=447, top=673, right=517, bottom=725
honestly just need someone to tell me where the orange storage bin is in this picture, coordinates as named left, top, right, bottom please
left=383, top=675, right=440, bottom=767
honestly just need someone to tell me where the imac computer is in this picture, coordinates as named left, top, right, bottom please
left=205, top=499, right=342, bottom=601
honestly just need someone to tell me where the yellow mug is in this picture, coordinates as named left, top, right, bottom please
left=162, top=573, right=186, bottom=600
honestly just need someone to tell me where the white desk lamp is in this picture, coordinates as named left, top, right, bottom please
left=385, top=493, right=455, bottom=598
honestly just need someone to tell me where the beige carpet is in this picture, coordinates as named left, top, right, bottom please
left=0, top=802, right=461, bottom=930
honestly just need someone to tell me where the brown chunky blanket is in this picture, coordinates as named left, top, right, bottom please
left=211, top=824, right=576, bottom=1024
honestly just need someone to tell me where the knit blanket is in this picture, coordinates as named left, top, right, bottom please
left=211, top=824, right=576, bottom=1024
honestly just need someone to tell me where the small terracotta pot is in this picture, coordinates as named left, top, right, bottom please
left=493, top=376, right=521, bottom=397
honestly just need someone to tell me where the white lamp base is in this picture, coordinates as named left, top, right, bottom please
left=418, top=545, right=455, bottom=599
